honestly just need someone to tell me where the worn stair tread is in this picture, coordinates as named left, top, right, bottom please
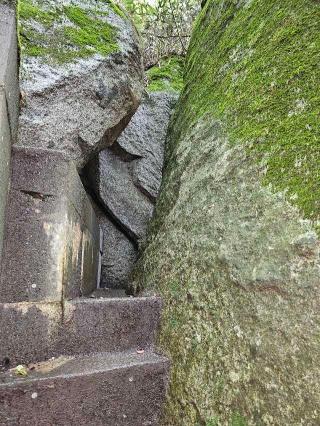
left=0, top=296, right=162, bottom=366
left=0, top=350, right=168, bottom=385
left=76, top=293, right=156, bottom=302
left=90, top=288, right=128, bottom=298
left=0, top=351, right=169, bottom=426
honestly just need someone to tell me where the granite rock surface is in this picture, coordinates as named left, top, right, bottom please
left=85, top=91, right=177, bottom=244
left=17, top=0, right=144, bottom=168
left=133, top=0, right=320, bottom=424
left=85, top=92, right=177, bottom=287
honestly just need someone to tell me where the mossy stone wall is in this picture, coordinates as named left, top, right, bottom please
left=177, top=0, right=320, bottom=227
left=134, top=1, right=320, bottom=424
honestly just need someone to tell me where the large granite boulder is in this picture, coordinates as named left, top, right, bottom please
left=16, top=0, right=144, bottom=168
left=117, top=92, right=178, bottom=201
left=84, top=91, right=177, bottom=288
left=134, top=0, right=320, bottom=424
left=86, top=92, right=177, bottom=245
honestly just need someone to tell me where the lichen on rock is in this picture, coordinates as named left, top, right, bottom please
left=133, top=0, right=320, bottom=424
left=176, top=0, right=320, bottom=228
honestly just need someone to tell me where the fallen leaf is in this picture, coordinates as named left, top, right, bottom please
left=14, top=365, right=28, bottom=377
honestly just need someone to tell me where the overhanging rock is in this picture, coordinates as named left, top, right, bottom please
left=16, top=0, right=144, bottom=168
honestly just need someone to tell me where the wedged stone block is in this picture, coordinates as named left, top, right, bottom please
left=84, top=92, right=177, bottom=256
left=0, top=351, right=169, bottom=426
left=93, top=205, right=138, bottom=289
left=0, top=147, right=101, bottom=303
left=0, top=296, right=162, bottom=366
left=17, top=0, right=144, bottom=168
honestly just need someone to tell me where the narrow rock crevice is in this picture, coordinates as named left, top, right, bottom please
left=80, top=170, right=138, bottom=249
left=80, top=91, right=178, bottom=290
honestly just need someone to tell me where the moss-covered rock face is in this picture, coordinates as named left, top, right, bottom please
left=146, top=56, right=184, bottom=92
left=175, top=0, right=320, bottom=227
left=134, top=0, right=320, bottom=424
left=17, top=0, right=144, bottom=168
left=18, top=0, right=124, bottom=64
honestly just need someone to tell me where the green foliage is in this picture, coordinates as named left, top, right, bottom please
left=122, top=0, right=200, bottom=66
left=122, top=0, right=156, bottom=30
left=18, top=0, right=119, bottom=64
left=146, top=56, right=184, bottom=92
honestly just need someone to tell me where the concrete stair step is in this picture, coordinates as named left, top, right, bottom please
left=90, top=288, right=128, bottom=298
left=0, top=294, right=162, bottom=366
left=0, top=350, right=169, bottom=425
left=0, top=147, right=102, bottom=304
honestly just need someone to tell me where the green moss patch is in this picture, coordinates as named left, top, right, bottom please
left=147, top=56, right=184, bottom=92
left=133, top=1, right=320, bottom=424
left=18, top=0, right=120, bottom=64
left=174, top=0, right=320, bottom=225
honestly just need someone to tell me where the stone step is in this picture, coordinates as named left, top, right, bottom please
left=0, top=293, right=162, bottom=367
left=0, top=147, right=101, bottom=304
left=0, top=350, right=170, bottom=425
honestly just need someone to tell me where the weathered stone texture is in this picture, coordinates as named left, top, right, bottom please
left=84, top=92, right=176, bottom=288
left=94, top=205, right=138, bottom=289
left=0, top=93, right=11, bottom=268
left=136, top=120, right=320, bottom=426
left=0, top=295, right=162, bottom=365
left=116, top=92, right=178, bottom=202
left=134, top=0, right=320, bottom=424
left=85, top=91, right=177, bottom=269
left=0, top=147, right=101, bottom=303
left=0, top=351, right=169, bottom=426
left=16, top=0, right=144, bottom=168
left=0, top=4, right=19, bottom=138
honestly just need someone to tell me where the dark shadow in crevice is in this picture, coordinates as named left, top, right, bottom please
left=80, top=167, right=139, bottom=251
left=109, top=140, right=143, bottom=163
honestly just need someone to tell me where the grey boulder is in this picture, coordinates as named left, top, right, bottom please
left=94, top=204, right=137, bottom=289
left=86, top=92, right=177, bottom=245
left=117, top=91, right=178, bottom=201
left=16, top=0, right=144, bottom=168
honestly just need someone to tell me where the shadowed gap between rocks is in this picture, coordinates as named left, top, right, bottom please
left=80, top=92, right=178, bottom=291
